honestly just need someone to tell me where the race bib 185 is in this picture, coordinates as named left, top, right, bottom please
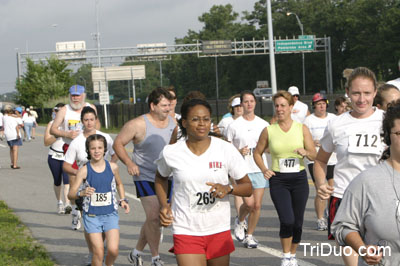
left=90, top=192, right=112, bottom=207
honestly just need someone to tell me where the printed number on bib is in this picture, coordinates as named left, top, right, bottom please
left=51, top=152, right=64, bottom=160
left=90, top=192, right=112, bottom=207
left=189, top=191, right=219, bottom=213
left=279, top=158, right=300, bottom=173
left=348, top=133, right=382, bottom=155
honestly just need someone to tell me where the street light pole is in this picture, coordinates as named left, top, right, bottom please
left=287, top=12, right=306, bottom=95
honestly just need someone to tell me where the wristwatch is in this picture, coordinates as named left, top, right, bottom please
left=228, top=184, right=234, bottom=194
left=118, top=198, right=129, bottom=206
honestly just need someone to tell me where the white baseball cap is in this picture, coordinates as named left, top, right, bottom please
left=288, top=86, right=300, bottom=95
left=231, top=97, right=241, bottom=107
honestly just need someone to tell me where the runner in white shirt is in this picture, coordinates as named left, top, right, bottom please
left=3, top=107, right=23, bottom=169
left=217, top=95, right=243, bottom=137
left=155, top=98, right=252, bottom=266
left=44, top=103, right=71, bottom=214
left=314, top=67, right=384, bottom=266
left=287, top=86, right=310, bottom=123
left=225, top=90, right=269, bottom=248
left=303, top=93, right=337, bottom=231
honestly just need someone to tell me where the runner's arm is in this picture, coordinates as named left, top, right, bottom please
left=155, top=171, right=173, bottom=226
left=68, top=166, right=87, bottom=200
left=300, top=124, right=317, bottom=161
left=111, top=162, right=130, bottom=213
left=113, top=119, right=140, bottom=176
left=313, top=148, right=334, bottom=200
left=44, top=121, right=57, bottom=146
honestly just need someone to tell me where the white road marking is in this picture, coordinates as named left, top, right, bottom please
left=232, top=234, right=317, bottom=266
left=125, top=191, right=140, bottom=202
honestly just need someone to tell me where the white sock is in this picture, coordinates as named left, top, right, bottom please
left=291, top=253, right=296, bottom=258
left=58, top=200, right=63, bottom=204
left=151, top=255, right=160, bottom=262
left=283, top=252, right=291, bottom=259
left=133, top=249, right=143, bottom=257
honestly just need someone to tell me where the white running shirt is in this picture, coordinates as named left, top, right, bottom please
left=217, top=116, right=234, bottom=137
left=225, top=116, right=269, bottom=173
left=303, top=113, right=337, bottom=165
left=64, top=131, right=115, bottom=168
left=291, top=100, right=309, bottom=123
left=3, top=115, right=22, bottom=141
left=156, top=137, right=247, bottom=236
left=320, top=108, right=384, bottom=198
left=62, top=103, right=90, bottom=144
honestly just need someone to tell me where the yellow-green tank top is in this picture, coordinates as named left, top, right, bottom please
left=268, top=121, right=305, bottom=172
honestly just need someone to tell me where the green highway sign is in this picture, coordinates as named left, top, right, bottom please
left=298, top=35, right=315, bottom=40
left=275, top=39, right=315, bottom=52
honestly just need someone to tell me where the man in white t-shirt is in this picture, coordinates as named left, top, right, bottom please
left=50, top=85, right=99, bottom=232
left=303, top=93, right=337, bottom=231
left=225, top=90, right=269, bottom=248
left=288, top=86, right=310, bottom=123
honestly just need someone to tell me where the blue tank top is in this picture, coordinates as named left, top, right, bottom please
left=85, top=161, right=117, bottom=215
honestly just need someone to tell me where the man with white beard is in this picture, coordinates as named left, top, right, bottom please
left=50, top=85, right=99, bottom=230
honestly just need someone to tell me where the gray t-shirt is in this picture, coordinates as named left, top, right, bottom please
left=132, top=114, right=175, bottom=182
left=332, top=161, right=400, bottom=265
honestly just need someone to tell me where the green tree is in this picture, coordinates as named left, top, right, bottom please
left=16, top=56, right=73, bottom=107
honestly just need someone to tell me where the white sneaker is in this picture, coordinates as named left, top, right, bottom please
left=151, top=257, right=164, bottom=266
left=281, top=257, right=292, bottom=266
left=243, top=235, right=258, bottom=248
left=57, top=202, right=65, bottom=214
left=290, top=257, right=298, bottom=266
left=127, top=251, right=143, bottom=266
left=234, top=217, right=246, bottom=242
left=317, top=218, right=328, bottom=231
left=71, top=209, right=81, bottom=230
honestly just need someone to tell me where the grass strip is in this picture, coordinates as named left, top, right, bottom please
left=0, top=201, right=54, bottom=266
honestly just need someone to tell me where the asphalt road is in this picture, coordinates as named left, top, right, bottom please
left=0, top=126, right=342, bottom=266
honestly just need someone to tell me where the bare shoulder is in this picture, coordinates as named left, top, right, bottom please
left=116, top=115, right=146, bottom=143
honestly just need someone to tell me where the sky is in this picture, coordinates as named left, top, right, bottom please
left=0, top=0, right=258, bottom=94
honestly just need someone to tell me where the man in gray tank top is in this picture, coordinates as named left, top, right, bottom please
left=114, top=88, right=175, bottom=266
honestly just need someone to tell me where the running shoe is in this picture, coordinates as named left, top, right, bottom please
left=280, top=257, right=292, bottom=266
left=57, top=202, right=65, bottom=214
left=243, top=235, right=258, bottom=248
left=317, top=218, right=328, bottom=231
left=151, top=257, right=164, bottom=266
left=234, top=217, right=246, bottom=242
left=127, top=251, right=143, bottom=266
left=71, top=209, right=81, bottom=230
left=64, top=204, right=72, bottom=215
left=290, top=257, right=298, bottom=266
